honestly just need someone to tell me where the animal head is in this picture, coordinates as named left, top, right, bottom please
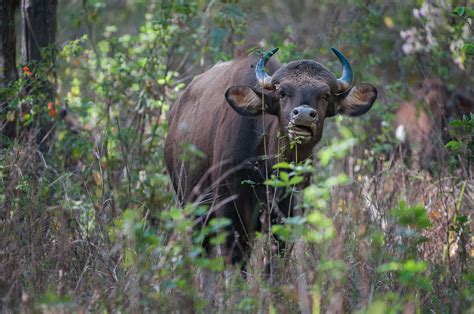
left=225, top=48, right=377, bottom=145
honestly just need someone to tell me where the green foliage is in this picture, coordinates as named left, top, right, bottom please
left=452, top=6, right=474, bottom=61
left=264, top=162, right=307, bottom=188
left=463, top=43, right=474, bottom=56
left=37, top=289, right=72, bottom=311
left=391, top=200, right=432, bottom=229
left=446, top=114, right=474, bottom=158
left=452, top=6, right=474, bottom=19
left=317, top=123, right=358, bottom=166
left=378, top=260, right=430, bottom=290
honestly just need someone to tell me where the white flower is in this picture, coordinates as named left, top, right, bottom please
left=402, top=43, right=414, bottom=55
left=139, top=170, right=147, bottom=183
left=395, top=125, right=406, bottom=142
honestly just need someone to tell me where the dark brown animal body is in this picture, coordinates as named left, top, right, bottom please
left=165, top=48, right=377, bottom=263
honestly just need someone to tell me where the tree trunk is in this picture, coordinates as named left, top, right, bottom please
left=21, top=0, right=57, bottom=63
left=20, top=0, right=57, bottom=152
left=0, top=0, right=19, bottom=139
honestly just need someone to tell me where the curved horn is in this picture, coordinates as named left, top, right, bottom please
left=256, top=47, right=279, bottom=88
left=331, top=48, right=353, bottom=92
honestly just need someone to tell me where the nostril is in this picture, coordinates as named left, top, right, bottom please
left=309, top=110, right=317, bottom=118
left=292, top=109, right=299, bottom=116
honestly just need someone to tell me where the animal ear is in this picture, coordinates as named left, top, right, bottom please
left=225, top=86, right=279, bottom=116
left=328, top=84, right=377, bottom=117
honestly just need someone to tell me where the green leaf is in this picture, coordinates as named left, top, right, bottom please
left=403, top=259, right=427, bottom=273
left=366, top=301, right=388, bottom=314
left=283, top=215, right=306, bottom=225
left=458, top=7, right=474, bottom=18
left=339, top=125, right=353, bottom=139
left=378, top=262, right=400, bottom=272
left=449, top=120, right=466, bottom=127
left=445, top=140, right=462, bottom=151
left=264, top=178, right=287, bottom=188
left=209, top=217, right=231, bottom=231
left=272, top=224, right=291, bottom=240
left=288, top=175, right=303, bottom=185
left=272, top=161, right=291, bottom=169
left=210, top=233, right=227, bottom=245
left=467, top=8, right=474, bottom=18
left=455, top=215, right=469, bottom=224
left=168, top=207, right=183, bottom=220
left=319, top=149, right=332, bottom=166
left=241, top=179, right=256, bottom=186
left=452, top=6, right=465, bottom=16
left=462, top=43, right=474, bottom=56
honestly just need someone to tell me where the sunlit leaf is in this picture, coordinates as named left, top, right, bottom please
left=272, top=161, right=291, bottom=169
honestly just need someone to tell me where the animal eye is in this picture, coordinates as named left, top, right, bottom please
left=278, top=90, right=287, bottom=98
left=323, top=94, right=331, bottom=102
